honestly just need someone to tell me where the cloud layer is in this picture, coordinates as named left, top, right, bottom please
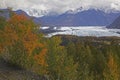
left=0, top=0, right=120, bottom=16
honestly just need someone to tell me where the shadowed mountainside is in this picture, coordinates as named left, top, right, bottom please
left=107, top=16, right=120, bottom=29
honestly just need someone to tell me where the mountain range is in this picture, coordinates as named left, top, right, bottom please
left=0, top=9, right=120, bottom=27
left=36, top=9, right=120, bottom=27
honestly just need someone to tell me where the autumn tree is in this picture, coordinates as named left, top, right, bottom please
left=0, top=13, right=47, bottom=72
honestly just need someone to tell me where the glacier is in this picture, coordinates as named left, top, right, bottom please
left=40, top=26, right=120, bottom=37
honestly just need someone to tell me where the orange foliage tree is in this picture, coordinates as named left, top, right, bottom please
left=0, top=13, right=48, bottom=74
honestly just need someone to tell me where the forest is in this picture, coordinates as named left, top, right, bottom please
left=0, top=11, right=120, bottom=80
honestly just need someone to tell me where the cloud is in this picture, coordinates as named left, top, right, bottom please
left=0, top=0, right=120, bottom=17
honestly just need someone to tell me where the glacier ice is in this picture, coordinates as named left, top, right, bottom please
left=41, top=26, right=120, bottom=37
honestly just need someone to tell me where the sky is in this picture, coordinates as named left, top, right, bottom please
left=0, top=0, right=120, bottom=16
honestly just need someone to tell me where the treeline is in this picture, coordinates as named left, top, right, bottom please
left=0, top=11, right=120, bottom=80
left=61, top=36, right=120, bottom=80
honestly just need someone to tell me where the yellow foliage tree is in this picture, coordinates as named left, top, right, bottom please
left=103, top=53, right=120, bottom=80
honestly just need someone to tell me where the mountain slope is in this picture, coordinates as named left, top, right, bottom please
left=36, top=9, right=120, bottom=26
left=0, top=9, right=30, bottom=19
left=107, top=16, right=120, bottom=29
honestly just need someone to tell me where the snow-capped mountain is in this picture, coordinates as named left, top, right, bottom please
left=35, top=9, right=120, bottom=26
left=25, top=9, right=48, bottom=17
left=0, top=9, right=120, bottom=27
left=65, top=7, right=83, bottom=14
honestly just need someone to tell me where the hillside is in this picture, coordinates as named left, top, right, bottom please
left=0, top=13, right=120, bottom=80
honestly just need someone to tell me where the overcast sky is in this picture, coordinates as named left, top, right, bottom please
left=0, top=0, right=120, bottom=16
